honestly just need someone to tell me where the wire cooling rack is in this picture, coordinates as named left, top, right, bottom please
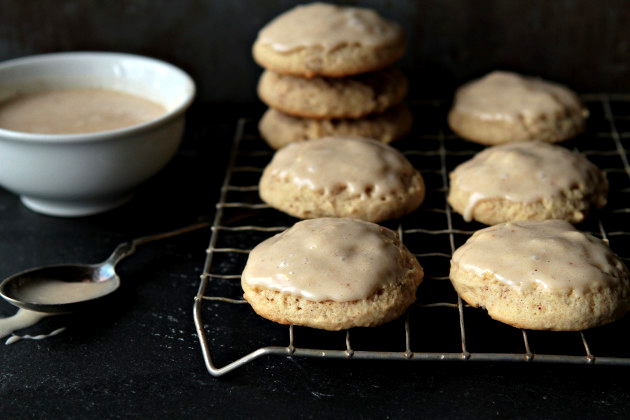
left=194, top=95, right=630, bottom=376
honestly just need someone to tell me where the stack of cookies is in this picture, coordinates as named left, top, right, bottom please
left=252, top=2, right=412, bottom=149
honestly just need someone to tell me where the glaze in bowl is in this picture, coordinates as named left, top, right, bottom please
left=0, top=52, right=195, bottom=217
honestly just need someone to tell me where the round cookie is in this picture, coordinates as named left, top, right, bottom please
left=252, top=3, right=406, bottom=78
left=258, top=104, right=413, bottom=149
left=449, top=220, right=630, bottom=331
left=448, top=71, right=588, bottom=145
left=447, top=141, right=608, bottom=225
left=257, top=67, right=408, bottom=119
left=259, top=136, right=425, bottom=222
left=242, top=217, right=423, bottom=330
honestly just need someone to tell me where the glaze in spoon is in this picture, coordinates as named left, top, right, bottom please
left=0, top=222, right=210, bottom=313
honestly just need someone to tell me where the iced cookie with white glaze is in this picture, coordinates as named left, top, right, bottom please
left=259, top=136, right=425, bottom=222
left=258, top=104, right=413, bottom=149
left=448, top=71, right=588, bottom=145
left=242, top=218, right=423, bottom=330
left=447, top=141, right=608, bottom=225
left=252, top=3, right=406, bottom=78
left=450, top=220, right=630, bottom=331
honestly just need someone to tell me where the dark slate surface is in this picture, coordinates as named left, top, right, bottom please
left=1, top=104, right=629, bottom=419
left=1, top=0, right=630, bottom=103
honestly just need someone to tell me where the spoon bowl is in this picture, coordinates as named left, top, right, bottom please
left=0, top=263, right=120, bottom=313
left=0, top=222, right=209, bottom=313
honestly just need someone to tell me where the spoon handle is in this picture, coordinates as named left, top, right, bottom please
left=103, top=221, right=211, bottom=267
left=103, top=241, right=137, bottom=267
left=131, top=221, right=211, bottom=247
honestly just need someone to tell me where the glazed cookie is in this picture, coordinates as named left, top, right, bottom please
left=258, top=104, right=412, bottom=149
left=450, top=220, right=630, bottom=331
left=252, top=3, right=406, bottom=78
left=259, top=136, right=425, bottom=222
left=447, top=141, right=608, bottom=225
left=257, top=67, right=408, bottom=119
left=448, top=71, right=588, bottom=145
left=242, top=217, right=423, bottom=330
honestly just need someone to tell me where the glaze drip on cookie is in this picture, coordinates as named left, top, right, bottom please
left=242, top=218, right=406, bottom=302
left=257, top=3, right=403, bottom=53
left=451, top=220, right=629, bottom=295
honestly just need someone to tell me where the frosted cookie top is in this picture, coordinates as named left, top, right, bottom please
left=262, top=136, right=419, bottom=199
left=449, top=141, right=607, bottom=222
left=451, top=220, right=629, bottom=295
left=242, top=218, right=408, bottom=302
left=256, top=2, right=404, bottom=53
left=452, top=71, right=586, bottom=122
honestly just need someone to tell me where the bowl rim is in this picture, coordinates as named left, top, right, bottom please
left=0, top=51, right=196, bottom=144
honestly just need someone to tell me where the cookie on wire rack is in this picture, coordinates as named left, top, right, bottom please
left=241, top=218, right=423, bottom=331
left=259, top=136, right=425, bottom=222
left=449, top=220, right=630, bottom=331
left=447, top=141, right=608, bottom=225
left=448, top=71, right=588, bottom=145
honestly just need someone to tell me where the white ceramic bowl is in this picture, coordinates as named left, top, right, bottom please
left=0, top=52, right=195, bottom=217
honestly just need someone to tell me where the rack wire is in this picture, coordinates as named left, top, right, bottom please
left=194, top=95, right=630, bottom=376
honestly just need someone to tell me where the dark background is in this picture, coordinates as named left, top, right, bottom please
left=1, top=0, right=629, bottom=102
left=1, top=1, right=630, bottom=418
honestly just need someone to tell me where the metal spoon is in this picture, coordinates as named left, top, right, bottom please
left=0, top=221, right=210, bottom=313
